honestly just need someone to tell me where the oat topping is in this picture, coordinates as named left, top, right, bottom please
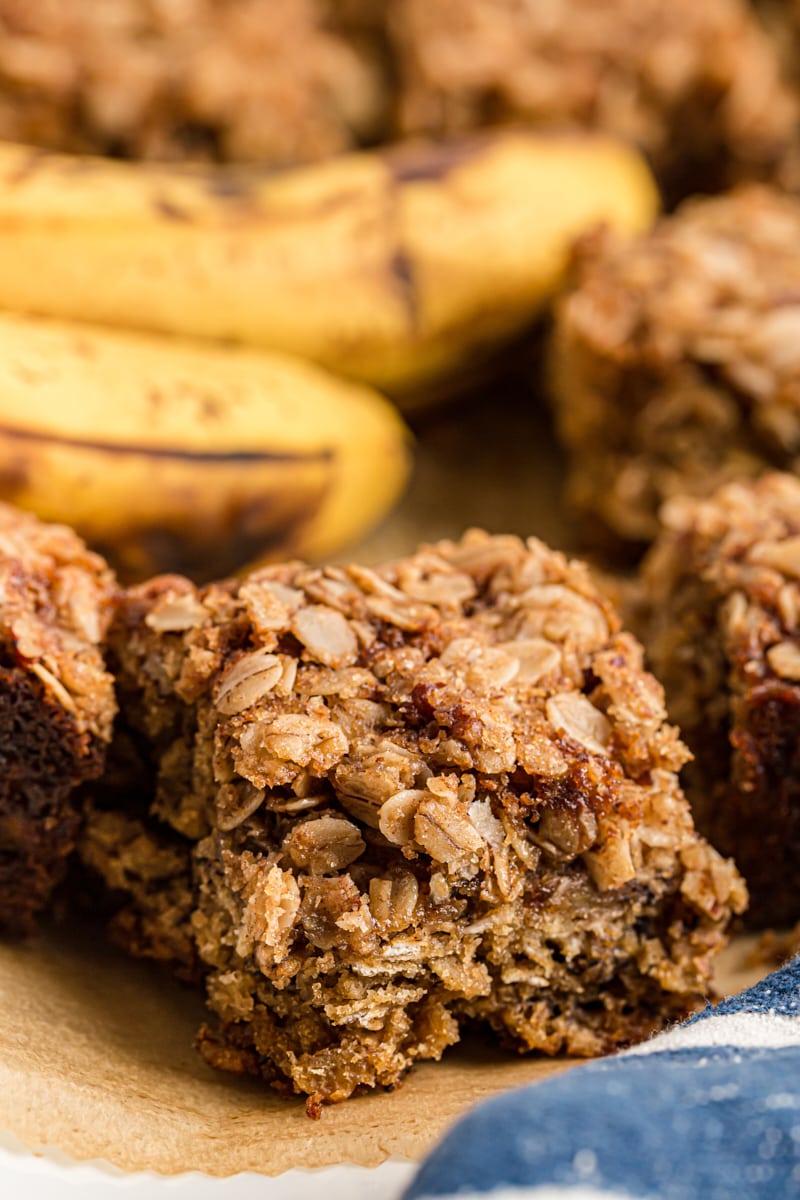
left=83, top=530, right=744, bottom=1112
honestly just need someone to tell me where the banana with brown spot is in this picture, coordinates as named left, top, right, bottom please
left=0, top=131, right=658, bottom=402
left=0, top=313, right=410, bottom=581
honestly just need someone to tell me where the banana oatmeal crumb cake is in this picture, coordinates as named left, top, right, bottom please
left=642, top=473, right=800, bottom=928
left=83, top=531, right=745, bottom=1113
left=0, top=0, right=386, bottom=166
left=551, top=186, right=800, bottom=558
left=0, top=503, right=116, bottom=934
left=388, top=0, right=797, bottom=200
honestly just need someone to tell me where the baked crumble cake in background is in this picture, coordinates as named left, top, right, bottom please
left=387, top=0, right=798, bottom=202
left=641, top=473, right=800, bottom=929
left=0, top=503, right=116, bottom=934
left=0, top=0, right=388, bottom=165
left=81, top=530, right=745, bottom=1113
left=550, top=186, right=800, bottom=559
left=0, top=0, right=797, bottom=200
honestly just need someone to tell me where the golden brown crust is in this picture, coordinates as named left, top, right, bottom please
left=84, top=530, right=745, bottom=1109
left=0, top=503, right=117, bottom=932
left=642, top=472, right=800, bottom=926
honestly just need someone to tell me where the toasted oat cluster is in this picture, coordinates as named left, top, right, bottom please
left=388, top=0, right=797, bottom=199
left=642, top=474, right=800, bottom=927
left=83, top=531, right=745, bottom=1112
left=0, top=504, right=117, bottom=933
left=0, top=0, right=387, bottom=165
left=551, top=186, right=800, bottom=557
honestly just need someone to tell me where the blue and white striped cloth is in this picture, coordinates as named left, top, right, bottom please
left=406, top=958, right=800, bottom=1200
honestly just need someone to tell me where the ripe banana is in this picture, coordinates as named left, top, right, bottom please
left=0, top=313, right=410, bottom=583
left=0, top=131, right=657, bottom=402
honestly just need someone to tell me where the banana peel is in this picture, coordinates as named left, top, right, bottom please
left=0, top=131, right=658, bottom=402
left=0, top=313, right=410, bottom=582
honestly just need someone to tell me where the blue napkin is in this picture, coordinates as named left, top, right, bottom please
left=407, top=958, right=800, bottom=1200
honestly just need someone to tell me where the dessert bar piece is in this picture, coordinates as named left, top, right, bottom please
left=0, top=504, right=116, bottom=933
left=551, top=186, right=800, bottom=558
left=642, top=473, right=800, bottom=927
left=79, top=802, right=197, bottom=978
left=388, top=0, right=797, bottom=200
left=86, top=531, right=745, bottom=1112
left=0, top=0, right=387, bottom=165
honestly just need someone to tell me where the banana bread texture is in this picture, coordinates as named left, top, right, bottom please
left=551, top=186, right=800, bottom=558
left=642, top=473, right=800, bottom=928
left=81, top=531, right=745, bottom=1113
left=0, top=503, right=117, bottom=934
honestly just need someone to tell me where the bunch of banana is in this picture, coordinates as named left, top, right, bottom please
left=0, top=313, right=409, bottom=582
left=0, top=129, right=656, bottom=581
left=0, top=130, right=658, bottom=402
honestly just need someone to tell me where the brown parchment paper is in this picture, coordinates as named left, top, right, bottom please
left=0, top=390, right=771, bottom=1177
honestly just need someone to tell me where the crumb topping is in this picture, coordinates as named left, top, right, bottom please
left=87, top=530, right=745, bottom=1110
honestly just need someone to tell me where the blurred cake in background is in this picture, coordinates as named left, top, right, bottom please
left=0, top=0, right=796, bottom=198
left=550, top=185, right=800, bottom=556
left=642, top=473, right=800, bottom=928
left=388, top=0, right=798, bottom=200
left=0, top=0, right=388, bottom=164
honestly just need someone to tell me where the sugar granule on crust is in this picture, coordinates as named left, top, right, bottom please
left=84, top=530, right=746, bottom=1113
